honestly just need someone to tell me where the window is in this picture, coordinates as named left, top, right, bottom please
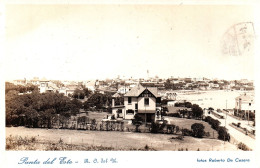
left=128, top=97, right=132, bottom=104
left=144, top=98, right=149, bottom=106
left=135, top=103, right=138, bottom=109
left=126, top=109, right=134, bottom=114
left=156, top=97, right=161, bottom=104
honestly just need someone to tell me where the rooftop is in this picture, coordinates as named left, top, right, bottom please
left=235, top=93, right=254, bottom=102
left=124, top=84, right=160, bottom=98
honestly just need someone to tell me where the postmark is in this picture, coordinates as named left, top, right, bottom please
left=222, top=22, right=255, bottom=57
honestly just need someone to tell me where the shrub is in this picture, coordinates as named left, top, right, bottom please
left=175, top=126, right=180, bottom=134
left=178, top=148, right=184, bottom=151
left=144, top=144, right=149, bottom=150
left=167, top=124, right=175, bottom=134
left=182, top=128, right=193, bottom=136
left=191, top=123, right=205, bottom=138
left=217, top=126, right=230, bottom=141
left=151, top=122, right=159, bottom=133
left=132, top=114, right=143, bottom=132
left=176, top=135, right=184, bottom=140
left=237, top=142, right=250, bottom=151
left=237, top=122, right=241, bottom=127
left=191, top=104, right=203, bottom=119
left=205, top=116, right=220, bottom=130
left=58, top=138, right=64, bottom=144
left=111, top=114, right=115, bottom=120
left=205, top=116, right=212, bottom=123
left=204, top=132, right=210, bottom=137
left=168, top=113, right=181, bottom=118
left=211, top=119, right=220, bottom=130
left=30, top=136, right=36, bottom=143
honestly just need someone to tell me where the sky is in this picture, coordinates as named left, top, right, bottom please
left=4, top=5, right=256, bottom=81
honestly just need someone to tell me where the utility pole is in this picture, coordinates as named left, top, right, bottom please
left=224, top=100, right=227, bottom=145
left=225, top=100, right=227, bottom=128
left=248, top=100, right=252, bottom=125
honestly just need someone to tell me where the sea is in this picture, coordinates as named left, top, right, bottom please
left=175, top=90, right=254, bottom=110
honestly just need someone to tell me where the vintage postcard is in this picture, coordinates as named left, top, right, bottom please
left=1, top=0, right=259, bottom=168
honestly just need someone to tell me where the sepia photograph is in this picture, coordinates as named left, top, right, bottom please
left=4, top=3, right=256, bottom=152
left=1, top=1, right=259, bottom=167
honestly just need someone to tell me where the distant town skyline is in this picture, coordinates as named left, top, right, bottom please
left=7, top=74, right=254, bottom=82
left=4, top=5, right=255, bottom=81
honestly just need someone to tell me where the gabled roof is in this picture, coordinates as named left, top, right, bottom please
left=124, top=84, right=160, bottom=98
left=146, top=87, right=160, bottom=97
left=124, top=84, right=145, bottom=97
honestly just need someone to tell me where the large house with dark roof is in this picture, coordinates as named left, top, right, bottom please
left=112, top=84, right=162, bottom=123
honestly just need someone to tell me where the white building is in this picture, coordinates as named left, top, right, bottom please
left=117, top=85, right=131, bottom=94
left=112, top=84, right=162, bottom=123
left=39, top=78, right=50, bottom=93
left=235, top=93, right=255, bottom=113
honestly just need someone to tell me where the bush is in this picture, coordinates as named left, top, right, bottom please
left=204, top=116, right=212, bottom=123
left=132, top=114, right=143, bottom=132
left=191, top=104, right=203, bottom=119
left=175, top=126, right=180, bottom=134
left=182, top=128, right=193, bottom=136
left=191, top=123, right=205, bottom=138
left=211, top=119, right=220, bottom=130
left=144, top=144, right=149, bottom=150
left=232, top=122, right=237, bottom=127
left=237, top=142, right=250, bottom=151
left=167, top=113, right=181, bottom=118
left=205, top=116, right=220, bottom=130
left=204, top=132, right=210, bottom=137
left=217, top=126, right=230, bottom=141
left=175, top=135, right=184, bottom=140
left=151, top=122, right=160, bottom=133
left=237, top=122, right=241, bottom=127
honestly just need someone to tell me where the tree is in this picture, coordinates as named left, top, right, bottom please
left=191, top=123, right=205, bottom=138
left=151, top=122, right=160, bottom=133
left=192, top=104, right=203, bottom=119
left=72, top=89, right=85, bottom=99
left=85, top=92, right=112, bottom=110
left=164, top=79, right=174, bottom=90
left=218, top=126, right=230, bottom=141
left=184, top=102, right=192, bottom=108
left=114, top=96, right=124, bottom=106
left=5, top=91, right=80, bottom=128
left=132, top=114, right=143, bottom=132
left=83, top=87, right=92, bottom=98
left=211, top=119, right=221, bottom=130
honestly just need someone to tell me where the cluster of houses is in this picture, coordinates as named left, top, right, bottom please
left=11, top=77, right=96, bottom=97
left=166, top=77, right=254, bottom=91
left=9, top=76, right=255, bottom=123
left=11, top=76, right=254, bottom=94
